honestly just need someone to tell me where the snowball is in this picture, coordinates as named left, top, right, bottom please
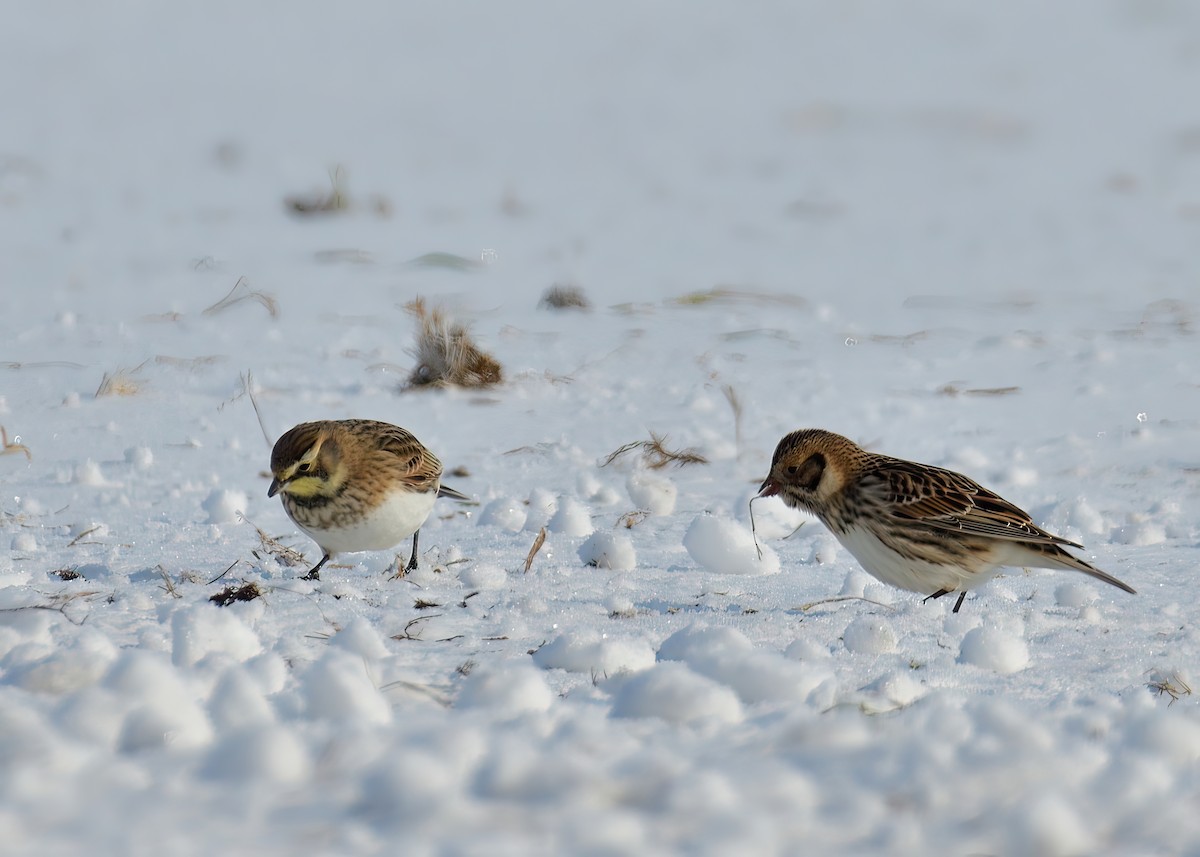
left=69, top=521, right=109, bottom=539
left=459, top=564, right=508, bottom=589
left=456, top=662, right=554, bottom=714
left=119, top=700, right=214, bottom=752
left=202, top=488, right=247, bottom=524
left=477, top=497, right=527, bottom=531
left=657, top=625, right=832, bottom=705
left=302, top=650, right=392, bottom=725
left=329, top=617, right=390, bottom=660
left=171, top=604, right=263, bottom=667
left=547, top=497, right=594, bottom=536
left=10, top=533, right=36, bottom=553
left=524, top=487, right=558, bottom=531
left=744, top=492, right=808, bottom=539
left=74, top=460, right=107, bottom=486
left=858, top=671, right=927, bottom=710
left=1006, top=791, right=1094, bottom=857
left=1065, top=498, right=1105, bottom=536
left=625, top=471, right=677, bottom=515
left=958, top=625, right=1029, bottom=674
left=610, top=663, right=744, bottom=725
left=532, top=631, right=655, bottom=675
left=201, top=726, right=310, bottom=784
left=578, top=531, right=636, bottom=570
left=1054, top=582, right=1095, bottom=609
left=841, top=616, right=897, bottom=654
left=207, top=668, right=276, bottom=730
left=683, top=514, right=780, bottom=575
left=1113, top=517, right=1165, bottom=546
left=124, top=446, right=154, bottom=470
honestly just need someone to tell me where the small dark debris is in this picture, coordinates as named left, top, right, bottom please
left=210, top=582, right=263, bottom=606
left=539, top=284, right=591, bottom=311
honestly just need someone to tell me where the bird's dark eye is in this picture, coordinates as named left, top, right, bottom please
left=297, top=462, right=312, bottom=474
left=786, top=465, right=799, bottom=476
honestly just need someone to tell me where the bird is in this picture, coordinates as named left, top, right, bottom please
left=757, top=429, right=1135, bottom=612
left=267, top=419, right=470, bottom=580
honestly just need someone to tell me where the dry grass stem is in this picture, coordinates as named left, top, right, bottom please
left=523, top=527, right=547, bottom=573
left=722, top=383, right=744, bottom=453
left=796, top=595, right=895, bottom=613
left=203, top=277, right=279, bottom=319
left=937, top=384, right=1021, bottom=398
left=672, top=287, right=807, bottom=308
left=0, top=426, right=31, bottom=460
left=602, top=431, right=708, bottom=470
left=404, top=298, right=503, bottom=389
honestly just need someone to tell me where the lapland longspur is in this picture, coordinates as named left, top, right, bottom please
left=268, top=420, right=469, bottom=580
left=758, top=429, right=1135, bottom=612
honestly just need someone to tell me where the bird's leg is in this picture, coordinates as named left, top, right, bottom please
left=302, top=553, right=330, bottom=581
left=405, top=530, right=421, bottom=572
left=952, top=591, right=967, bottom=613
left=923, top=588, right=952, bottom=604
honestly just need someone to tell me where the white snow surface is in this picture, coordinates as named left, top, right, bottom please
left=4, top=2, right=1200, bottom=855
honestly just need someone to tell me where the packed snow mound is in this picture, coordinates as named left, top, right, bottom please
left=684, top=514, right=780, bottom=575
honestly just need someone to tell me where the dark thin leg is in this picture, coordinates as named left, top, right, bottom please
left=405, top=530, right=421, bottom=572
left=302, top=553, right=330, bottom=581
left=923, top=588, right=951, bottom=604
left=952, top=591, right=967, bottom=613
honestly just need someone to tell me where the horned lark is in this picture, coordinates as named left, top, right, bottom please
left=758, top=429, right=1135, bottom=612
left=267, top=419, right=469, bottom=580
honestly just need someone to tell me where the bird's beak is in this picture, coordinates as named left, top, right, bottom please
left=757, top=477, right=779, bottom=498
left=267, top=477, right=282, bottom=498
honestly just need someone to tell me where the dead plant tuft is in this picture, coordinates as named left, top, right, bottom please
left=95, top=362, right=148, bottom=398
left=210, top=582, right=263, bottom=606
left=52, top=567, right=82, bottom=581
left=404, top=298, right=503, bottom=389
left=539, top=284, right=591, bottom=311
left=245, top=516, right=308, bottom=567
left=203, top=277, right=279, bottom=319
left=617, top=510, right=650, bottom=529
left=1148, top=670, right=1193, bottom=705
left=285, top=165, right=350, bottom=215
left=602, top=431, right=708, bottom=470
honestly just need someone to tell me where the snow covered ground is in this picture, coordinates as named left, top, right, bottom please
left=4, top=1, right=1200, bottom=854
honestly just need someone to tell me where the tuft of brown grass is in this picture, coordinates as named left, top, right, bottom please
left=203, top=277, right=279, bottom=319
left=285, top=165, right=350, bottom=215
left=246, top=516, right=308, bottom=567
left=404, top=298, right=503, bottom=389
left=210, top=582, right=263, bottom=606
left=672, top=287, right=807, bottom=308
left=602, top=431, right=708, bottom=470
left=52, top=567, right=81, bottom=581
left=1148, top=670, right=1193, bottom=705
left=95, top=362, right=148, bottom=398
left=539, top=284, right=591, bottom=311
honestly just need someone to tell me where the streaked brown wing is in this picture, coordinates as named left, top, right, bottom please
left=861, top=457, right=1081, bottom=548
left=371, top=423, right=443, bottom=490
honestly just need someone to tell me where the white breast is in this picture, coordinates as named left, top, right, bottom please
left=296, top=488, right=438, bottom=555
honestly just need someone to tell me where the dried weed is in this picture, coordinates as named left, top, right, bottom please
left=404, top=298, right=503, bottom=389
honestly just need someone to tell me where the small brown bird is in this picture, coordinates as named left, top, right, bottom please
left=758, top=429, right=1135, bottom=612
left=268, top=420, right=469, bottom=580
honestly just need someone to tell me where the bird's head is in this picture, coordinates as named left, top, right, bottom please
left=268, top=422, right=346, bottom=500
left=758, top=428, right=862, bottom=511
